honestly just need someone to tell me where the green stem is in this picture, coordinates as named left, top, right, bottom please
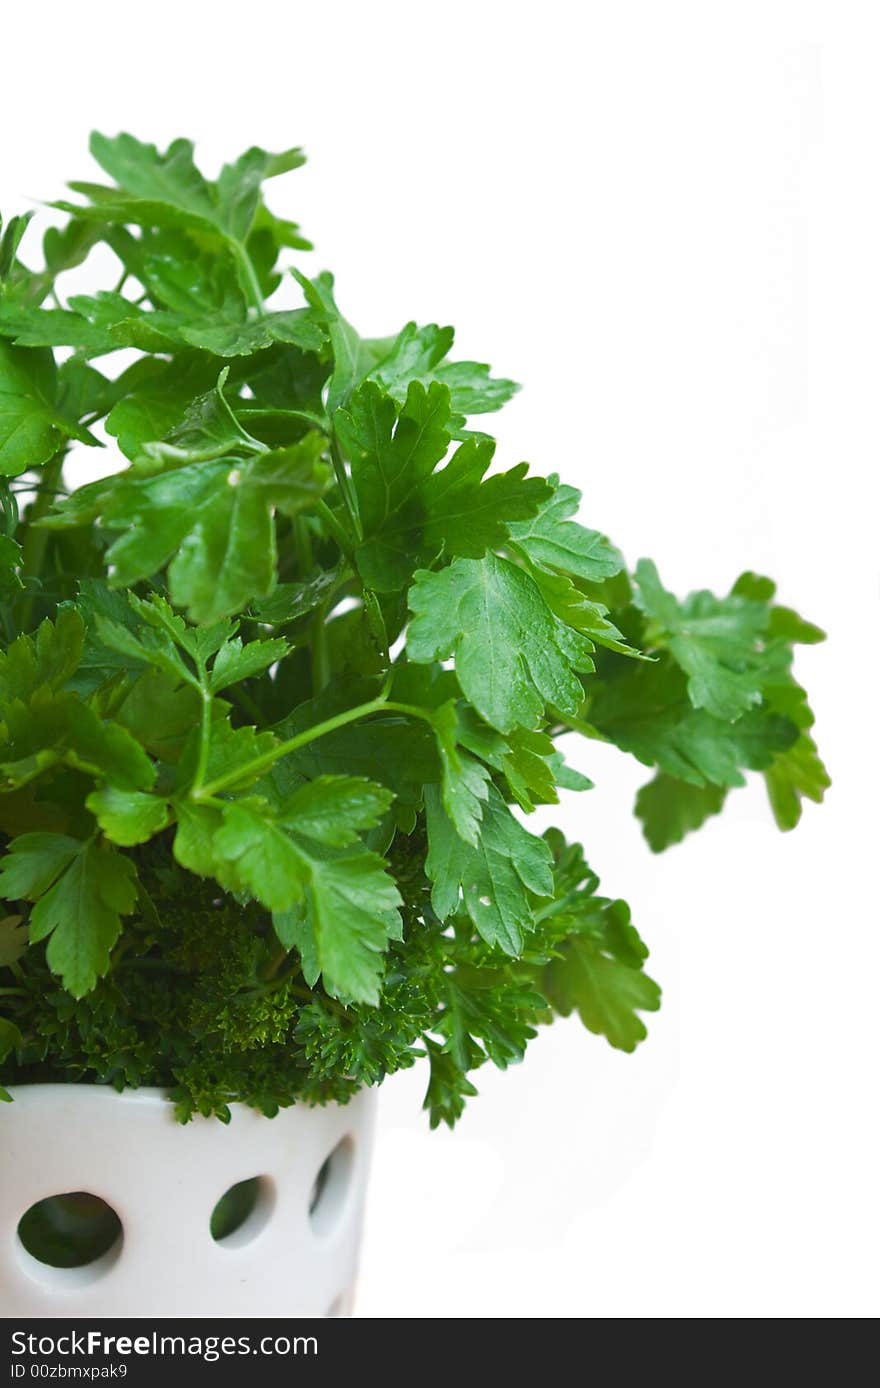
left=194, top=677, right=393, bottom=800
left=552, top=712, right=607, bottom=741
left=191, top=687, right=213, bottom=794
left=17, top=452, right=66, bottom=630
left=382, top=700, right=436, bottom=725
left=237, top=407, right=328, bottom=433
left=532, top=889, right=581, bottom=925
left=294, top=514, right=314, bottom=578
left=314, top=499, right=354, bottom=557
left=143, top=603, right=202, bottom=693
left=330, top=437, right=363, bottom=543
left=235, top=243, right=265, bottom=317
left=0, top=987, right=25, bottom=997
left=290, top=518, right=337, bottom=691
left=310, top=596, right=331, bottom=693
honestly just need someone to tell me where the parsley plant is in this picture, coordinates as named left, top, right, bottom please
left=0, top=136, right=828, bottom=1123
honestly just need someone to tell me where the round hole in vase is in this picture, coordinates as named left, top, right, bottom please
left=16, top=1192, right=123, bottom=1288
left=309, top=1136, right=355, bottom=1236
left=210, top=1175, right=275, bottom=1249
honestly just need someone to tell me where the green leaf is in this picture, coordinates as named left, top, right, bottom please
left=61, top=134, right=310, bottom=318
left=271, top=906, right=318, bottom=985
left=0, top=1015, right=22, bottom=1066
left=0, top=609, right=84, bottom=703
left=285, top=713, right=437, bottom=817
left=635, top=774, right=727, bottom=851
left=85, top=786, right=170, bottom=846
left=543, top=925, right=661, bottom=1052
left=336, top=379, right=449, bottom=582
left=214, top=800, right=309, bottom=909
left=1, top=688, right=157, bottom=791
left=209, top=636, right=289, bottom=693
left=293, top=270, right=369, bottom=413
left=172, top=801, right=225, bottom=880
left=241, top=440, right=333, bottom=518
left=273, top=850, right=402, bottom=1005
left=141, top=372, right=261, bottom=464
left=588, top=657, right=797, bottom=788
left=425, top=784, right=553, bottom=953
left=214, top=794, right=401, bottom=1003
left=536, top=838, right=660, bottom=1050
left=457, top=717, right=566, bottom=811
left=0, top=342, right=94, bottom=477
left=407, top=554, right=594, bottom=733
left=759, top=669, right=829, bottom=831
left=34, top=842, right=136, bottom=996
left=732, top=572, right=827, bottom=644
left=148, top=307, right=322, bottom=359
left=216, top=146, right=306, bottom=243
left=178, top=717, right=279, bottom=796
left=105, top=357, right=217, bottom=459
left=0, top=294, right=149, bottom=358
left=56, top=359, right=116, bottom=422
left=0, top=913, right=27, bottom=965
left=0, top=301, right=126, bottom=356
left=767, top=607, right=827, bottom=646
left=508, top=476, right=623, bottom=581
left=764, top=734, right=830, bottom=830
left=42, top=218, right=103, bottom=277
left=370, top=321, right=518, bottom=426
left=0, top=835, right=136, bottom=996
left=87, top=133, right=218, bottom=222
left=430, top=701, right=491, bottom=846
left=714, top=578, right=829, bottom=830
left=114, top=670, right=200, bottom=762
left=369, top=322, right=453, bottom=398
left=0, top=832, right=82, bottom=898
left=92, top=612, right=192, bottom=688
left=112, top=225, right=236, bottom=313
left=48, top=432, right=331, bottom=623
left=526, top=564, right=644, bottom=657
left=423, top=1038, right=479, bottom=1129
left=0, top=210, right=34, bottom=281
left=431, top=359, right=519, bottom=422
left=0, top=534, right=23, bottom=600
left=420, top=446, right=550, bottom=562
left=250, top=568, right=341, bottom=626
left=546, top=750, right=593, bottom=794
left=337, top=380, right=550, bottom=591
left=276, top=776, right=394, bottom=846
left=634, top=559, right=771, bottom=720
left=163, top=467, right=280, bottom=624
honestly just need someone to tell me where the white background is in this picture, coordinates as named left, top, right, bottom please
left=3, top=0, right=877, bottom=1318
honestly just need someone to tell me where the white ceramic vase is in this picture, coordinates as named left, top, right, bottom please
left=0, top=1084, right=376, bottom=1318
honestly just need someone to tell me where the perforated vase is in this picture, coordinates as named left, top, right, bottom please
left=0, top=1085, right=376, bottom=1317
